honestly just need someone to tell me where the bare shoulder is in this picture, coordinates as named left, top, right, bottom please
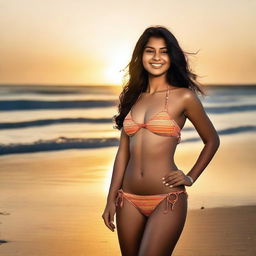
left=174, top=87, right=198, bottom=99
left=174, top=88, right=200, bottom=105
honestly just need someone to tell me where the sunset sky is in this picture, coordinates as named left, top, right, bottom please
left=0, top=0, right=255, bottom=86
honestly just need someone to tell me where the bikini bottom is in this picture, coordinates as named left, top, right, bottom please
left=115, top=188, right=188, bottom=217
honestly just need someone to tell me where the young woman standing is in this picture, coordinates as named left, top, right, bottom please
left=102, top=25, right=220, bottom=256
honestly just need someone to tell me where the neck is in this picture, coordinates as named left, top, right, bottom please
left=146, top=75, right=169, bottom=93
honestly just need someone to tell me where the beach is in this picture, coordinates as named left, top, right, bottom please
left=0, top=84, right=255, bottom=255
left=0, top=133, right=255, bottom=256
left=1, top=0, right=255, bottom=253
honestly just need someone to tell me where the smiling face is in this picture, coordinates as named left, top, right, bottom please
left=142, top=37, right=171, bottom=77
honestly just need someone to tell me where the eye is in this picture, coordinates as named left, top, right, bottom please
left=145, top=50, right=168, bottom=54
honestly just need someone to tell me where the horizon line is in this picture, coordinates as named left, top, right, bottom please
left=0, top=83, right=256, bottom=87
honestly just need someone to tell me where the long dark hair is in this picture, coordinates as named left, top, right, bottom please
left=112, top=25, right=206, bottom=130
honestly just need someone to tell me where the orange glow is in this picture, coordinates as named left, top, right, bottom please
left=101, top=44, right=130, bottom=85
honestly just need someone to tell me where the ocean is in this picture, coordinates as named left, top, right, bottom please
left=0, top=84, right=255, bottom=155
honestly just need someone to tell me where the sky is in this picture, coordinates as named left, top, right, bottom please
left=0, top=0, right=255, bottom=86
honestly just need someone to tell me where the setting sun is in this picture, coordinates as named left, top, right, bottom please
left=104, top=45, right=131, bottom=85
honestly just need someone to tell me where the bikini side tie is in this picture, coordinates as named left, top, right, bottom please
left=163, top=190, right=188, bottom=214
left=115, top=189, right=124, bottom=208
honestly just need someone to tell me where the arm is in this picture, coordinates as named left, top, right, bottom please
left=183, top=89, right=220, bottom=184
left=106, top=127, right=130, bottom=204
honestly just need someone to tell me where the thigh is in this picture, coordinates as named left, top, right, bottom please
left=138, top=192, right=188, bottom=256
left=116, top=197, right=147, bottom=256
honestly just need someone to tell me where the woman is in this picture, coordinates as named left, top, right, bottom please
left=102, top=26, right=220, bottom=256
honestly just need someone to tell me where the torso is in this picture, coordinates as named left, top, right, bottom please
left=122, top=87, right=187, bottom=195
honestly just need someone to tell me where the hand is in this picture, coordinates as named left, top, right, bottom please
left=162, top=169, right=193, bottom=188
left=101, top=201, right=116, bottom=232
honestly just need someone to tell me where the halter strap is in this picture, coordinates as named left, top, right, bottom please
left=164, top=86, right=170, bottom=111
left=131, top=86, right=170, bottom=114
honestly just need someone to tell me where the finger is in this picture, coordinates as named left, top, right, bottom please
left=172, top=181, right=183, bottom=187
left=102, top=215, right=111, bottom=230
left=162, top=172, right=177, bottom=180
left=164, top=175, right=179, bottom=184
left=164, top=178, right=181, bottom=187
left=167, top=178, right=184, bottom=187
left=104, top=213, right=114, bottom=231
left=109, top=220, right=115, bottom=230
left=108, top=214, right=115, bottom=232
left=167, top=172, right=177, bottom=177
left=172, top=177, right=187, bottom=186
left=109, top=215, right=116, bottom=229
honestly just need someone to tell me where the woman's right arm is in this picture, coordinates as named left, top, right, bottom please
left=102, top=128, right=130, bottom=232
left=106, top=127, right=130, bottom=204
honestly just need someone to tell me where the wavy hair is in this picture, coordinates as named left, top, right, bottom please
left=112, top=25, right=206, bottom=130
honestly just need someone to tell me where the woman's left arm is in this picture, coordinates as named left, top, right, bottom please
left=182, top=89, right=220, bottom=184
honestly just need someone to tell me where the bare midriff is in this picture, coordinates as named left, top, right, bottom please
left=122, top=129, right=185, bottom=195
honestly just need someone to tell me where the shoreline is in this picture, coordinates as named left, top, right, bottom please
left=0, top=134, right=255, bottom=255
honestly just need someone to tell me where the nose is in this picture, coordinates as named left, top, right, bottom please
left=152, top=52, right=161, bottom=60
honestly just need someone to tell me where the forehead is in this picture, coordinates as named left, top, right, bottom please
left=145, top=37, right=167, bottom=48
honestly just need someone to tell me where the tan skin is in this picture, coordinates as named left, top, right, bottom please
left=102, top=37, right=220, bottom=255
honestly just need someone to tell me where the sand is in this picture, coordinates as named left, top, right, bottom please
left=0, top=133, right=255, bottom=255
left=176, top=205, right=256, bottom=256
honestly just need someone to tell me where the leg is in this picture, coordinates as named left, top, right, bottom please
left=115, top=191, right=147, bottom=256
left=138, top=192, right=188, bottom=256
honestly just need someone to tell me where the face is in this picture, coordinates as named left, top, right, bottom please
left=142, top=37, right=170, bottom=77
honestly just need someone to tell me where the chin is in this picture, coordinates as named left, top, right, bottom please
left=147, top=69, right=168, bottom=76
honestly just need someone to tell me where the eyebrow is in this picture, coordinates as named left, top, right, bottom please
left=144, top=46, right=167, bottom=49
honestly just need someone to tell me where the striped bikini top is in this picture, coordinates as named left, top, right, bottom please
left=123, top=87, right=181, bottom=143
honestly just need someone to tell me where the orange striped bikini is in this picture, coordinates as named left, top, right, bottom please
left=115, top=188, right=188, bottom=217
left=123, top=86, right=181, bottom=143
left=118, top=86, right=186, bottom=217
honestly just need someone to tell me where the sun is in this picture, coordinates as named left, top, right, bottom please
left=105, top=64, right=124, bottom=85
left=103, top=45, right=131, bottom=85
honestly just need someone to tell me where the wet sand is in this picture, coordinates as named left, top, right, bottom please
left=0, top=133, right=255, bottom=255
